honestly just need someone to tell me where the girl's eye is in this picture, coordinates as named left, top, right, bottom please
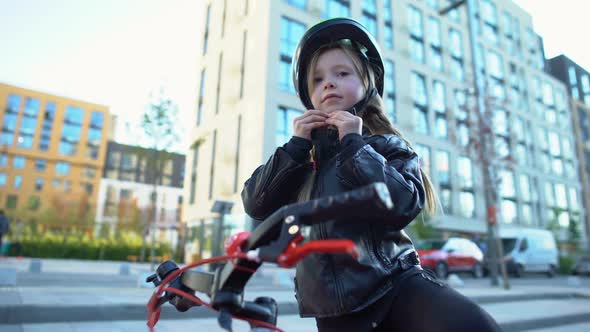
left=313, top=77, right=322, bottom=84
left=338, top=72, right=349, bottom=77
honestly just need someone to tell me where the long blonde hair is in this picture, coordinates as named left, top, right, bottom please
left=300, top=41, right=438, bottom=216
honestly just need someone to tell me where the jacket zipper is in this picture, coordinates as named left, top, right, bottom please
left=316, top=165, right=345, bottom=311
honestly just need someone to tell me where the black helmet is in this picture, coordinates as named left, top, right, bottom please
left=291, top=17, right=384, bottom=110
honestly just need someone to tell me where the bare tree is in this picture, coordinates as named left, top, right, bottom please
left=138, top=88, right=181, bottom=263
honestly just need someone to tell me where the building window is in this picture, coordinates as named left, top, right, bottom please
left=408, top=5, right=424, bottom=64
left=449, top=28, right=464, bottom=81
left=383, top=0, right=393, bottom=49
left=384, top=60, right=396, bottom=122
left=35, top=159, right=46, bottom=171
left=2, top=94, right=20, bottom=146
left=197, top=69, right=206, bottom=126
left=17, top=97, right=40, bottom=149
left=442, top=0, right=460, bottom=22
left=56, top=161, right=71, bottom=175
left=59, top=106, right=84, bottom=156
left=459, top=191, right=475, bottom=218
left=13, top=155, right=25, bottom=169
left=6, top=195, right=18, bottom=209
left=86, top=111, right=103, bottom=159
left=361, top=0, right=377, bottom=38
left=432, top=80, right=447, bottom=139
left=0, top=173, right=6, bottom=187
left=203, top=4, right=211, bottom=54
left=457, top=156, right=473, bottom=189
left=415, top=144, right=431, bottom=176
left=285, top=0, right=306, bottom=9
left=568, top=66, right=579, bottom=99
left=481, top=0, right=499, bottom=45
left=276, top=106, right=303, bottom=146
left=189, top=144, right=199, bottom=204
left=428, top=17, right=442, bottom=72
left=39, top=101, right=56, bottom=151
left=14, top=175, right=22, bottom=189
left=0, top=153, right=6, bottom=167
left=35, top=178, right=43, bottom=191
left=411, top=72, right=429, bottom=134
left=279, top=17, right=306, bottom=92
left=208, top=130, right=217, bottom=200
left=436, top=150, right=451, bottom=213
left=324, top=0, right=350, bottom=19
left=435, top=150, right=450, bottom=187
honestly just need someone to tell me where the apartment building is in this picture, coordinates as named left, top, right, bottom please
left=0, top=82, right=112, bottom=220
left=547, top=55, right=590, bottom=241
left=184, top=0, right=585, bottom=248
left=95, top=142, right=185, bottom=240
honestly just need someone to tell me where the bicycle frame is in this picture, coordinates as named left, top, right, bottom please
left=146, top=182, right=394, bottom=332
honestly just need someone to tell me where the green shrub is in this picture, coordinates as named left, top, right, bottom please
left=558, top=255, right=576, bottom=275
left=7, top=234, right=172, bottom=261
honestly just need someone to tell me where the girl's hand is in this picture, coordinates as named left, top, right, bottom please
left=293, top=110, right=329, bottom=140
left=325, top=111, right=362, bottom=140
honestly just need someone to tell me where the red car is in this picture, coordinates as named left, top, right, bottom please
left=417, top=237, right=484, bottom=279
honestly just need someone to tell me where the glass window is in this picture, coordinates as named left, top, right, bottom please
left=6, top=195, right=17, bottom=209
left=0, top=173, right=6, bottom=187
left=56, top=161, right=71, bottom=175
left=14, top=175, right=22, bottom=189
left=459, top=191, right=475, bottom=218
left=35, top=159, right=46, bottom=171
left=501, top=199, right=517, bottom=223
left=6, top=94, right=21, bottom=113
left=569, top=188, right=579, bottom=211
left=415, top=144, right=431, bottom=176
left=285, top=0, right=306, bottom=9
left=324, top=0, right=351, bottom=19
left=28, top=196, right=41, bottom=211
left=412, top=72, right=428, bottom=134
left=428, top=17, right=442, bottom=72
left=519, top=174, right=530, bottom=202
left=555, top=183, right=567, bottom=209
left=0, top=153, right=6, bottom=167
left=13, top=155, right=25, bottom=169
left=449, top=29, right=463, bottom=58
left=435, top=150, right=450, bottom=187
left=276, top=106, right=304, bottom=146
left=432, top=81, right=446, bottom=113
left=487, top=51, right=503, bottom=79
left=383, top=0, right=393, bottom=49
left=35, top=178, right=43, bottom=191
left=384, top=60, right=396, bottom=122
left=457, top=156, right=473, bottom=189
left=280, top=17, right=306, bottom=92
left=499, top=170, right=515, bottom=198
left=361, top=0, right=377, bottom=37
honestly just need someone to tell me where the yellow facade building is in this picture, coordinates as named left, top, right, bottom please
left=0, top=82, right=112, bottom=222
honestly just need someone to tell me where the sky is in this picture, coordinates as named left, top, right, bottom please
left=0, top=0, right=588, bottom=153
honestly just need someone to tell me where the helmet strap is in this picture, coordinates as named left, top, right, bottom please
left=347, top=87, right=377, bottom=116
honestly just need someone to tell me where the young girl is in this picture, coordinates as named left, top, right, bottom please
left=242, top=18, right=500, bottom=332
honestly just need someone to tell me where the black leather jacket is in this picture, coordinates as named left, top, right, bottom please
left=241, top=133, right=425, bottom=317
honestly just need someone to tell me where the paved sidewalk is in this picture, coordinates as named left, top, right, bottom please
left=2, top=257, right=590, bottom=330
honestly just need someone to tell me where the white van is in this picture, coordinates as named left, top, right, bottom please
left=498, top=228, right=559, bottom=277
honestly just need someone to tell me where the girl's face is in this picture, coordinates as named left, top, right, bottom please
left=309, top=48, right=365, bottom=113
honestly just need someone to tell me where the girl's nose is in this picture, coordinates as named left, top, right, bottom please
left=323, top=80, right=335, bottom=90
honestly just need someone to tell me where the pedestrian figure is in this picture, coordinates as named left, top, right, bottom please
left=242, top=18, right=501, bottom=332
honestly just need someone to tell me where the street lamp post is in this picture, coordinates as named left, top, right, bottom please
left=440, top=0, right=510, bottom=289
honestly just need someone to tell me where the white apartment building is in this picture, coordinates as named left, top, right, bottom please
left=184, top=0, right=586, bottom=252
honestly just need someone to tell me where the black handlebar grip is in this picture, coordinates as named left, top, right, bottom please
left=288, top=182, right=393, bottom=225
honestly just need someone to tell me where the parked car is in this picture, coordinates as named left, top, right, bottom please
left=492, top=228, right=558, bottom=278
left=416, top=237, right=484, bottom=279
